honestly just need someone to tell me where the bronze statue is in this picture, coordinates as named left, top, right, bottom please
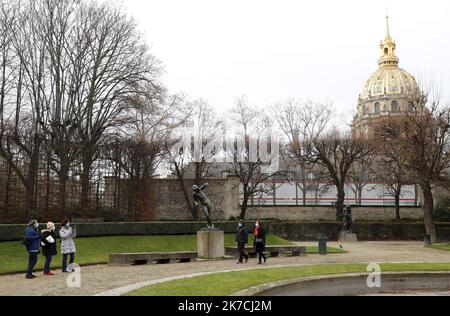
left=341, top=205, right=353, bottom=233
left=193, top=184, right=214, bottom=229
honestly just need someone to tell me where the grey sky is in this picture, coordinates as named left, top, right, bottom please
left=123, top=0, right=450, bottom=126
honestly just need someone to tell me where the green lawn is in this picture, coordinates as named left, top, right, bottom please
left=0, top=234, right=302, bottom=275
left=430, top=243, right=450, bottom=251
left=127, top=263, right=450, bottom=296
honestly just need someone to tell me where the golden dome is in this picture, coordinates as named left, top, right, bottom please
left=359, top=16, right=419, bottom=100
left=360, top=67, right=419, bottom=99
left=353, top=16, right=421, bottom=137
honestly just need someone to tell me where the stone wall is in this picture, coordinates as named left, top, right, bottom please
left=244, top=206, right=424, bottom=221
left=150, top=176, right=424, bottom=222
left=152, top=177, right=241, bottom=221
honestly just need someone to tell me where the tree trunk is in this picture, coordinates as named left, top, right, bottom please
left=5, top=162, right=12, bottom=207
left=335, top=184, right=345, bottom=221
left=358, top=187, right=363, bottom=206
left=25, top=183, right=36, bottom=220
left=58, top=162, right=70, bottom=213
left=127, top=176, right=137, bottom=221
left=302, top=181, right=307, bottom=206
left=175, top=163, right=197, bottom=220
left=45, top=159, right=50, bottom=211
left=26, top=134, right=40, bottom=219
left=421, top=183, right=438, bottom=243
left=195, top=161, right=203, bottom=186
left=395, top=190, right=401, bottom=221
left=181, top=177, right=196, bottom=220
left=240, top=197, right=248, bottom=220
left=239, top=185, right=251, bottom=220
left=58, top=179, right=67, bottom=213
left=81, top=151, right=93, bottom=210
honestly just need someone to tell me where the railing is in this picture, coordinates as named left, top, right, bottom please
left=240, top=182, right=418, bottom=207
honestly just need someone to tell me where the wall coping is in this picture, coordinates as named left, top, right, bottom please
left=246, top=205, right=422, bottom=209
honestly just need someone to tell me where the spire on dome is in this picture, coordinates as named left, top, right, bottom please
left=378, top=15, right=399, bottom=68
left=385, top=15, right=391, bottom=39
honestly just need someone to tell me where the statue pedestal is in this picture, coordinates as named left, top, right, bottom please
left=197, top=229, right=225, bottom=260
left=338, top=232, right=358, bottom=242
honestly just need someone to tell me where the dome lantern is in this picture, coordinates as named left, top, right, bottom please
left=378, top=16, right=399, bottom=68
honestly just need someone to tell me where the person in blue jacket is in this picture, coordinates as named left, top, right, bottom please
left=24, top=220, right=41, bottom=279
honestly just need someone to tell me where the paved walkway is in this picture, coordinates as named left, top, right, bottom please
left=1, top=241, right=450, bottom=296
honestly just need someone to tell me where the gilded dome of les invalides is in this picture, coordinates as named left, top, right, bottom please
left=352, top=16, right=421, bottom=136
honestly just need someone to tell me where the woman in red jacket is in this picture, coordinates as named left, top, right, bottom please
left=253, top=220, right=267, bottom=264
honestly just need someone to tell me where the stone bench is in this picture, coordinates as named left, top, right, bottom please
left=225, top=245, right=306, bottom=258
left=109, top=251, right=197, bottom=266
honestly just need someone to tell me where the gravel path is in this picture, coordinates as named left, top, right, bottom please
left=1, top=241, right=449, bottom=296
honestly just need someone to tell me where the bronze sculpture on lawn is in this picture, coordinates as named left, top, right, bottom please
left=341, top=205, right=353, bottom=233
left=193, top=184, right=214, bottom=229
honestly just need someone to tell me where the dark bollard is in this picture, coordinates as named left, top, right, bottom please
left=424, top=234, right=432, bottom=246
left=318, top=236, right=328, bottom=255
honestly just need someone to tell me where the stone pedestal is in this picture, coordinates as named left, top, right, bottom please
left=338, top=232, right=358, bottom=242
left=197, top=229, right=225, bottom=259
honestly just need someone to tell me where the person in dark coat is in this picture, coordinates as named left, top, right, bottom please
left=41, top=222, right=57, bottom=276
left=235, top=219, right=249, bottom=264
left=253, top=220, right=267, bottom=264
left=24, top=220, right=41, bottom=279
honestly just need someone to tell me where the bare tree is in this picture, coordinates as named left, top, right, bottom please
left=273, top=99, right=333, bottom=206
left=166, top=138, right=196, bottom=219
left=72, top=1, right=162, bottom=209
left=105, top=85, right=180, bottom=220
left=304, top=130, right=373, bottom=220
left=0, top=0, right=164, bottom=220
left=226, top=97, right=283, bottom=219
left=191, top=100, right=224, bottom=184
left=0, top=2, right=18, bottom=212
left=162, top=96, right=210, bottom=220
left=347, top=160, right=373, bottom=206
left=0, top=1, right=50, bottom=218
left=34, top=0, right=85, bottom=212
left=372, top=122, right=411, bottom=220
left=376, top=92, right=450, bottom=243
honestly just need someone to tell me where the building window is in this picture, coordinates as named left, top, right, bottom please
left=391, top=101, right=398, bottom=112
left=374, top=102, right=381, bottom=114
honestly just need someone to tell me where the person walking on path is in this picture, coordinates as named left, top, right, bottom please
left=235, top=220, right=249, bottom=264
left=24, top=220, right=41, bottom=279
left=254, top=220, right=267, bottom=265
left=59, top=219, right=77, bottom=273
left=41, top=222, right=57, bottom=276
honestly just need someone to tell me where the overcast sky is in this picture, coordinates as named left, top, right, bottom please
left=122, top=0, right=450, bottom=126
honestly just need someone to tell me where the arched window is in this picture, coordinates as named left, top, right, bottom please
left=391, top=101, right=398, bottom=112
left=384, top=47, right=389, bottom=55
left=374, top=102, right=381, bottom=114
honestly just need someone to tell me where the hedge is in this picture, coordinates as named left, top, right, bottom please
left=0, top=221, right=270, bottom=242
left=271, top=221, right=450, bottom=242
